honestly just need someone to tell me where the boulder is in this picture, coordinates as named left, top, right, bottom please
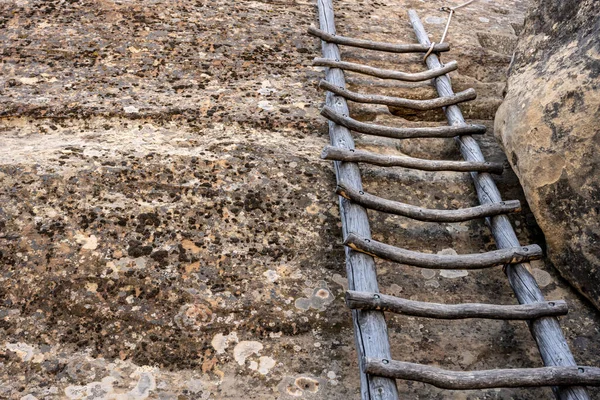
left=495, top=0, right=600, bottom=308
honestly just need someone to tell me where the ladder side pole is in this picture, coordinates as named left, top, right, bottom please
left=316, top=0, right=399, bottom=399
left=408, top=9, right=589, bottom=400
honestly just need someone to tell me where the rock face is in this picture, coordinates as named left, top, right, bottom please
left=1, top=0, right=600, bottom=398
left=495, top=0, right=600, bottom=309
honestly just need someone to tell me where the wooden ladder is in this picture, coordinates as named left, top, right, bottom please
left=310, top=1, right=600, bottom=399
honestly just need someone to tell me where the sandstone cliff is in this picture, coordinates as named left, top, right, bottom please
left=1, top=0, right=599, bottom=398
left=495, top=0, right=600, bottom=310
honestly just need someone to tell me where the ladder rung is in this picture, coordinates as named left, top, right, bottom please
left=307, top=26, right=451, bottom=54
left=313, top=58, right=458, bottom=82
left=321, top=146, right=504, bottom=174
left=319, top=80, right=477, bottom=110
left=321, top=106, right=487, bottom=139
left=344, top=233, right=543, bottom=269
left=345, top=290, right=568, bottom=320
left=337, top=184, right=520, bottom=222
left=364, top=359, right=600, bottom=389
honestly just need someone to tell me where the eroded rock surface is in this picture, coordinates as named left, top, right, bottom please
left=495, top=0, right=600, bottom=309
left=0, top=0, right=599, bottom=399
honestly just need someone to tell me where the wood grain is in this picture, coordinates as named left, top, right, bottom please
left=337, top=184, right=521, bottom=222
left=308, top=26, right=450, bottom=53
left=314, top=58, right=458, bottom=82
left=321, top=105, right=487, bottom=138
left=316, top=1, right=399, bottom=398
left=346, top=290, right=569, bottom=320
left=319, top=79, right=477, bottom=110
left=365, top=359, right=600, bottom=389
left=321, top=146, right=504, bottom=173
left=345, top=233, right=543, bottom=269
left=408, top=10, right=590, bottom=400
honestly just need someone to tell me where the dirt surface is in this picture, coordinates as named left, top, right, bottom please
left=0, top=0, right=598, bottom=399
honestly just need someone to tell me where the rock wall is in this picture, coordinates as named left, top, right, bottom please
left=495, top=0, right=600, bottom=309
left=1, top=0, right=600, bottom=398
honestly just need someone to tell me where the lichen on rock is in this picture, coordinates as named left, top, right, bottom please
left=1, top=0, right=599, bottom=398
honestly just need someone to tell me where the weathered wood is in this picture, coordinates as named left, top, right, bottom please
left=321, top=106, right=487, bottom=139
left=307, top=26, right=450, bottom=53
left=337, top=184, right=520, bottom=222
left=365, top=359, right=600, bottom=389
left=408, top=10, right=590, bottom=400
left=314, top=58, right=458, bottom=82
left=346, top=291, right=568, bottom=320
left=317, top=1, right=399, bottom=399
left=321, top=146, right=504, bottom=174
left=345, top=233, right=543, bottom=269
left=319, top=80, right=477, bottom=110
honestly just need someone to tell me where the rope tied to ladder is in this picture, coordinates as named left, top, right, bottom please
left=423, top=0, right=477, bottom=61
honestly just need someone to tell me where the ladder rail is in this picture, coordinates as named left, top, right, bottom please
left=312, top=4, right=595, bottom=398
left=408, top=9, right=590, bottom=400
left=316, top=0, right=399, bottom=399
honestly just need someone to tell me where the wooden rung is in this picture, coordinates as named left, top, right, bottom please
left=313, top=58, right=458, bottom=82
left=364, top=359, right=600, bottom=389
left=307, top=26, right=451, bottom=54
left=319, top=80, right=477, bottom=110
left=344, top=233, right=543, bottom=269
left=337, top=184, right=520, bottom=222
left=321, top=146, right=504, bottom=174
left=345, top=291, right=568, bottom=320
left=321, top=106, right=487, bottom=139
